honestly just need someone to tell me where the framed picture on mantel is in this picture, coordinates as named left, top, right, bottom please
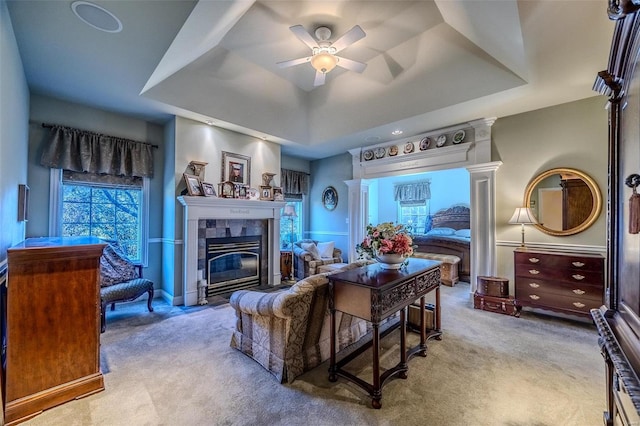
left=221, top=151, right=251, bottom=185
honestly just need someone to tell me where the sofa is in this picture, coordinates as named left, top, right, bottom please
left=229, top=260, right=396, bottom=383
left=292, top=239, right=343, bottom=280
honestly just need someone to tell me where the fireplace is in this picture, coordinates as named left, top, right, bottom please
left=178, top=196, right=285, bottom=306
left=205, top=236, right=262, bottom=296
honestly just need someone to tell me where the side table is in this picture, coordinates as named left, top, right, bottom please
left=280, top=251, right=292, bottom=281
left=328, top=258, right=441, bottom=409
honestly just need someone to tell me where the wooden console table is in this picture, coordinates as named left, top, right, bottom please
left=328, top=258, right=441, bottom=409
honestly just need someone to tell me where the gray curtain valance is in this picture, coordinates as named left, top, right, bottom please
left=394, top=181, right=431, bottom=205
left=40, top=125, right=154, bottom=178
left=281, top=168, right=309, bottom=197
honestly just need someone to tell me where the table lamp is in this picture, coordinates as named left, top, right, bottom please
left=282, top=204, right=298, bottom=280
left=508, top=207, right=538, bottom=247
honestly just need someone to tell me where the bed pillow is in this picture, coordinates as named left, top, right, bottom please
left=426, top=227, right=456, bottom=236
left=454, top=228, right=471, bottom=238
left=316, top=241, right=335, bottom=259
left=301, top=242, right=322, bottom=260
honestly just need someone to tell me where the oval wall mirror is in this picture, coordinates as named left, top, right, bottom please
left=523, top=168, right=602, bottom=236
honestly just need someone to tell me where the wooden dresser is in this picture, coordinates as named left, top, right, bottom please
left=514, top=248, right=604, bottom=318
left=5, top=237, right=106, bottom=425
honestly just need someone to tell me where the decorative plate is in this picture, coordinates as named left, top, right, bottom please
left=419, top=137, right=431, bottom=150
left=248, top=188, right=260, bottom=200
left=375, top=147, right=386, bottom=159
left=363, top=149, right=374, bottom=161
left=404, top=142, right=414, bottom=154
left=436, top=134, right=447, bottom=147
left=453, top=130, right=465, bottom=144
left=388, top=145, right=398, bottom=156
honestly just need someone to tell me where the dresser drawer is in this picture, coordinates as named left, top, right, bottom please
left=515, top=278, right=602, bottom=301
left=516, top=287, right=602, bottom=315
left=515, top=266, right=603, bottom=286
left=515, top=251, right=603, bottom=272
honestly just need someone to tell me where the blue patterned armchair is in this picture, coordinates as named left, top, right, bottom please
left=99, top=240, right=154, bottom=332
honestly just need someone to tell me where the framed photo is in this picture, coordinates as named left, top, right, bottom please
left=273, top=187, right=284, bottom=201
left=322, top=186, right=338, bottom=211
left=260, top=185, right=273, bottom=200
left=201, top=182, right=216, bottom=197
left=183, top=173, right=203, bottom=196
left=221, top=151, right=251, bottom=185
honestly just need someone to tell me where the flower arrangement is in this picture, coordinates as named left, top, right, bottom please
left=356, top=222, right=415, bottom=260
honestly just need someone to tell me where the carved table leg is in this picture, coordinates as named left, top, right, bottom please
left=418, top=295, right=428, bottom=356
left=371, top=322, right=382, bottom=409
left=328, top=283, right=337, bottom=382
left=399, top=307, right=409, bottom=377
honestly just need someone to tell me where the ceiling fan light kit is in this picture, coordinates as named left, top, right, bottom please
left=278, top=24, right=367, bottom=86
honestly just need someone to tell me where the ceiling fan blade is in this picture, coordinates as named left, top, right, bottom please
left=336, top=56, right=367, bottom=73
left=331, top=25, right=366, bottom=53
left=289, top=25, right=319, bottom=50
left=313, top=71, right=326, bottom=87
left=277, top=56, right=312, bottom=68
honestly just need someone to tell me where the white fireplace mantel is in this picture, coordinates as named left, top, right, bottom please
left=177, top=196, right=286, bottom=306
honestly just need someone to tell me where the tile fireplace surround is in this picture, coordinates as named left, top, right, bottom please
left=178, top=196, right=286, bottom=306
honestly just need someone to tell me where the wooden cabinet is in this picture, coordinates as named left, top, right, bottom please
left=5, top=237, right=106, bottom=425
left=514, top=248, right=604, bottom=317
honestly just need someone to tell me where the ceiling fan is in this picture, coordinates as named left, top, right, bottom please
left=277, top=25, right=367, bottom=87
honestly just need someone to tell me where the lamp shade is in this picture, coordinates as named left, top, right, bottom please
left=508, top=207, right=537, bottom=225
left=283, top=204, right=297, bottom=218
left=311, top=52, right=338, bottom=74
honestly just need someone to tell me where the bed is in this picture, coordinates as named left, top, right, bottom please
left=412, top=205, right=471, bottom=282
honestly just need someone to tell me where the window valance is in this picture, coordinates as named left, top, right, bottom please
left=281, top=168, right=309, bottom=199
left=40, top=124, right=155, bottom=178
left=394, top=181, right=431, bottom=205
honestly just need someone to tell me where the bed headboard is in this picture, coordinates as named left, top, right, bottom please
left=431, top=205, right=470, bottom=230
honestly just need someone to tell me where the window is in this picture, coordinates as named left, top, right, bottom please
left=280, top=201, right=302, bottom=250
left=50, top=169, right=149, bottom=264
left=398, top=202, right=429, bottom=235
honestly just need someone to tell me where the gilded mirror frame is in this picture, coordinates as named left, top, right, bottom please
left=523, top=167, right=602, bottom=236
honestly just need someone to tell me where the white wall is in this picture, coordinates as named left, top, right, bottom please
left=168, top=117, right=282, bottom=302
left=0, top=0, right=29, bottom=266
left=493, top=96, right=608, bottom=286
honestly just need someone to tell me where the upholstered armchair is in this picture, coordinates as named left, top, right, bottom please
left=100, top=240, right=154, bottom=332
left=230, top=261, right=391, bottom=383
left=292, top=239, right=343, bottom=280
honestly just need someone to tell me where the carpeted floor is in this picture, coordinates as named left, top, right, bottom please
left=23, top=282, right=604, bottom=426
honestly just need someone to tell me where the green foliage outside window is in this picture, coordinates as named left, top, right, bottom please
left=62, top=183, right=142, bottom=261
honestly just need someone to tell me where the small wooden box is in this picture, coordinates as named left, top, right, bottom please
left=477, top=276, right=509, bottom=298
left=473, top=293, right=520, bottom=317
left=407, top=303, right=435, bottom=331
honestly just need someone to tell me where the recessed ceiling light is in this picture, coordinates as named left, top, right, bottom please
left=392, top=130, right=403, bottom=136
left=71, top=1, right=123, bottom=33
left=205, top=120, right=214, bottom=126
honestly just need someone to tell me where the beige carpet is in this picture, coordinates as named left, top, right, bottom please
left=23, top=283, right=604, bottom=426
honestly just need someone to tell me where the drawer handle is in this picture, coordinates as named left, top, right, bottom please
left=572, top=261, right=585, bottom=268
left=572, top=274, right=585, bottom=281
left=528, top=270, right=540, bottom=275
left=572, top=289, right=586, bottom=295
left=529, top=283, right=540, bottom=288
left=572, top=302, right=586, bottom=308
left=529, top=295, right=540, bottom=300
left=528, top=257, right=540, bottom=263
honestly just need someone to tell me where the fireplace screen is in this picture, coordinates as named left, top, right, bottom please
left=206, top=236, right=261, bottom=296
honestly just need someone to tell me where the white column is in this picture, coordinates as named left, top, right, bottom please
left=467, top=161, right=502, bottom=293
left=270, top=211, right=282, bottom=286
left=344, top=179, right=371, bottom=262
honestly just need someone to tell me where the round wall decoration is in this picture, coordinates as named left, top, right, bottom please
left=322, top=186, right=338, bottom=211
